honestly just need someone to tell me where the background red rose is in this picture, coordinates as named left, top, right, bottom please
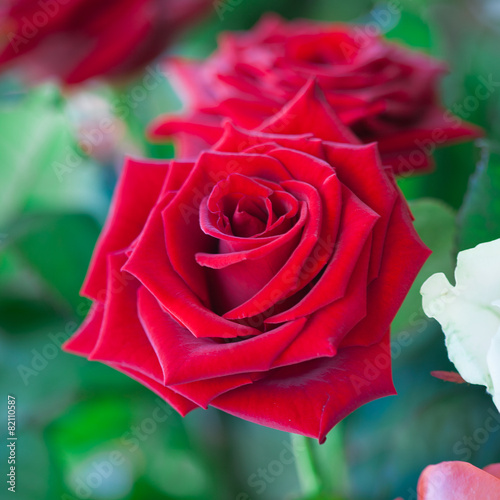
left=149, top=14, right=481, bottom=175
left=0, top=0, right=211, bottom=84
left=64, top=84, right=430, bottom=441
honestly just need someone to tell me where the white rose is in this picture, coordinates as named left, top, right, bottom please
left=421, top=238, right=500, bottom=412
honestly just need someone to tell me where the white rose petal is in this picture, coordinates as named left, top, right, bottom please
left=421, top=238, right=500, bottom=410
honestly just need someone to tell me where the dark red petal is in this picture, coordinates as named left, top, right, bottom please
left=163, top=160, right=196, bottom=193
left=382, top=149, right=434, bottom=176
left=88, top=253, right=164, bottom=384
left=375, top=107, right=483, bottom=160
left=82, top=157, right=169, bottom=301
left=214, top=121, right=315, bottom=156
left=137, top=286, right=306, bottom=385
left=0, top=0, right=88, bottom=63
left=271, top=237, right=371, bottom=367
left=64, top=3, right=152, bottom=84
left=197, top=197, right=305, bottom=259
left=115, top=365, right=199, bottom=417
left=323, top=142, right=397, bottom=281
left=212, top=331, right=395, bottom=442
left=223, top=179, right=323, bottom=320
left=162, top=151, right=293, bottom=304
left=341, top=196, right=430, bottom=348
left=268, top=147, right=336, bottom=188
left=63, top=303, right=103, bottom=356
left=260, top=80, right=359, bottom=144
left=206, top=173, right=273, bottom=212
left=148, top=112, right=223, bottom=145
left=267, top=187, right=378, bottom=322
left=208, top=97, right=279, bottom=129
left=124, top=197, right=260, bottom=338
left=169, top=374, right=256, bottom=409
left=200, top=218, right=305, bottom=314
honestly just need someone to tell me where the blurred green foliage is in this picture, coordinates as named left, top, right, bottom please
left=1, top=1, right=500, bottom=499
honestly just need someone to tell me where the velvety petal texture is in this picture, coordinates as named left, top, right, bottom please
left=65, top=86, right=430, bottom=441
left=0, top=0, right=211, bottom=84
left=149, top=14, right=481, bottom=174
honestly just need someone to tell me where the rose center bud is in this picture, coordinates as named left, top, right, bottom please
left=197, top=173, right=301, bottom=321
left=237, top=195, right=274, bottom=236
left=204, top=173, right=299, bottom=241
left=284, top=31, right=362, bottom=66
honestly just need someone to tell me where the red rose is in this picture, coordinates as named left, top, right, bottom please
left=0, top=0, right=211, bottom=84
left=395, top=462, right=500, bottom=500
left=149, top=14, right=481, bottom=175
left=64, top=84, right=430, bottom=441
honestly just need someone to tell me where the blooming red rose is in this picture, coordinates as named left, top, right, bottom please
left=64, top=83, right=429, bottom=441
left=0, top=0, right=211, bottom=84
left=395, top=462, right=500, bottom=500
left=149, top=14, right=481, bottom=175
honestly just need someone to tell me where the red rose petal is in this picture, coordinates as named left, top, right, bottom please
left=82, top=157, right=169, bottom=301
left=260, top=80, right=359, bottom=144
left=114, top=365, right=199, bottom=417
left=161, top=151, right=293, bottom=304
left=169, top=374, right=256, bottom=409
left=137, top=286, right=306, bottom=385
left=323, top=142, right=397, bottom=281
left=88, top=253, right=164, bottom=384
left=272, top=236, right=371, bottom=367
left=197, top=197, right=306, bottom=264
left=341, top=196, right=430, bottom=348
left=124, top=197, right=261, bottom=338
left=267, top=186, right=378, bottom=322
left=63, top=303, right=103, bottom=356
left=222, top=178, right=324, bottom=320
left=212, top=331, right=395, bottom=442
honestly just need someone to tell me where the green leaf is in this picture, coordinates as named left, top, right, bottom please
left=397, top=142, right=480, bottom=210
left=0, top=85, right=108, bottom=227
left=458, top=141, right=500, bottom=250
left=343, top=319, right=500, bottom=500
left=385, top=9, right=433, bottom=50
left=5, top=212, right=100, bottom=314
left=299, top=425, right=350, bottom=499
left=392, top=199, right=457, bottom=334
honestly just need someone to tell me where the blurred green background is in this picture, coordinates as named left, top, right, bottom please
left=1, top=0, right=500, bottom=499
